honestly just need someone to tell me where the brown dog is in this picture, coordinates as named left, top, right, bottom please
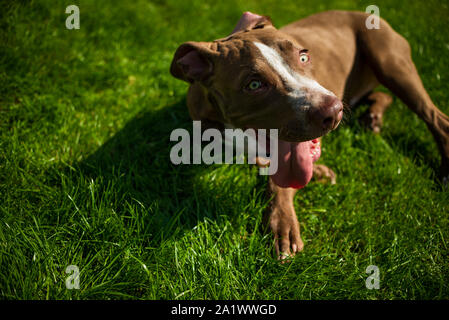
left=170, top=11, right=449, bottom=259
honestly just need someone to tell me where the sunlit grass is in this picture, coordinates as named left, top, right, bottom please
left=0, top=0, right=448, bottom=299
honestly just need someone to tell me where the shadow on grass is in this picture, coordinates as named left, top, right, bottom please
left=60, top=93, right=442, bottom=252
left=61, top=98, right=268, bottom=248
left=343, top=98, right=441, bottom=176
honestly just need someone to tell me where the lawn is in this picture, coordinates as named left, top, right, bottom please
left=1, top=0, right=449, bottom=300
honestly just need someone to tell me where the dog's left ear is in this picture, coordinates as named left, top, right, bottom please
left=231, top=11, right=273, bottom=34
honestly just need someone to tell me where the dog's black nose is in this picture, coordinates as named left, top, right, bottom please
left=310, top=95, right=343, bottom=131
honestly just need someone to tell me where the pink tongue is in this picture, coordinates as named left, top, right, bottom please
left=271, top=139, right=321, bottom=189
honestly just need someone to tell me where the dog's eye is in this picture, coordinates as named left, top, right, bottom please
left=244, top=78, right=268, bottom=94
left=299, top=53, right=310, bottom=63
left=247, top=80, right=262, bottom=90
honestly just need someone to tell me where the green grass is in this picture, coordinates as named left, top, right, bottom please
left=1, top=0, right=449, bottom=300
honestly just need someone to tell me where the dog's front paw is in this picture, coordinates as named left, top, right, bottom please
left=361, top=111, right=383, bottom=134
left=269, top=206, right=304, bottom=261
left=312, top=164, right=336, bottom=184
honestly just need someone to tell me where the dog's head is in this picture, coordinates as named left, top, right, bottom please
left=170, top=11, right=343, bottom=142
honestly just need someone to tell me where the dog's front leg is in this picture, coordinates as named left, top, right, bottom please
left=264, top=178, right=303, bottom=260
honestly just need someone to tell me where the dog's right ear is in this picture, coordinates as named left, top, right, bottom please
left=170, top=41, right=218, bottom=83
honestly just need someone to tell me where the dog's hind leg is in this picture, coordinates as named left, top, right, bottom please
left=358, top=17, right=449, bottom=181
